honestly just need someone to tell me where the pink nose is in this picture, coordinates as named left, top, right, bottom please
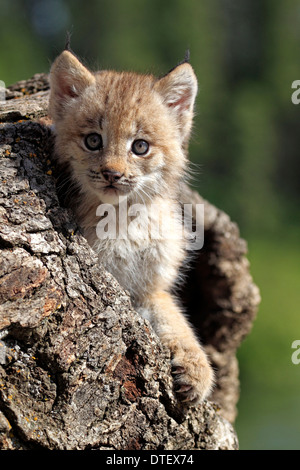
left=102, top=170, right=123, bottom=183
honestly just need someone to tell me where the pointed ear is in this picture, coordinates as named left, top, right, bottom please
left=49, top=50, right=95, bottom=120
left=154, top=62, right=198, bottom=142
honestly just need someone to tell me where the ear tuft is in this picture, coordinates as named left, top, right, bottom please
left=49, top=50, right=95, bottom=120
left=184, top=49, right=190, bottom=63
left=64, top=31, right=72, bottom=52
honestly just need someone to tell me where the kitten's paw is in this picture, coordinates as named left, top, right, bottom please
left=171, top=349, right=214, bottom=405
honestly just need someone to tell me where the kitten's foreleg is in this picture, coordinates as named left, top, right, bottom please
left=142, top=291, right=214, bottom=405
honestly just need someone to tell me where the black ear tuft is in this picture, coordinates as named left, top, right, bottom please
left=176, top=49, right=191, bottom=67
left=64, top=31, right=72, bottom=52
left=63, top=31, right=80, bottom=61
left=160, top=50, right=191, bottom=79
left=184, top=49, right=190, bottom=63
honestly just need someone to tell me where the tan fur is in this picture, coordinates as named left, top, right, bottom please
left=49, top=50, right=214, bottom=404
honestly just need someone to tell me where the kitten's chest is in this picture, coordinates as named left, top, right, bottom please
left=82, top=199, right=185, bottom=300
left=93, top=235, right=160, bottom=300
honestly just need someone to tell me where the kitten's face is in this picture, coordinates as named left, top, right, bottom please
left=49, top=51, right=197, bottom=205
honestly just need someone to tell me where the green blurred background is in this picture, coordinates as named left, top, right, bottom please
left=1, top=0, right=299, bottom=450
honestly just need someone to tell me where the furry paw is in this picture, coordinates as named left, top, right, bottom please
left=171, top=349, right=214, bottom=405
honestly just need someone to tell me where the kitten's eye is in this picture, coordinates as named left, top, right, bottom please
left=84, top=133, right=103, bottom=151
left=132, top=139, right=149, bottom=156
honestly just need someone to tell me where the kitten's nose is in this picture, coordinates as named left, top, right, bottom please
left=102, top=169, right=123, bottom=183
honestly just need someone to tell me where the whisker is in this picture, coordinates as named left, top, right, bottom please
left=135, top=183, right=153, bottom=204
left=135, top=187, right=147, bottom=206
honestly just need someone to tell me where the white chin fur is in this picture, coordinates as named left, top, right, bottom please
left=98, top=188, right=123, bottom=205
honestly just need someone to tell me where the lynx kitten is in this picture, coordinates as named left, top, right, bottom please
left=49, top=48, right=214, bottom=405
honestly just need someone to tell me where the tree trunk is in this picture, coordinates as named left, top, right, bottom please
left=0, top=75, right=260, bottom=450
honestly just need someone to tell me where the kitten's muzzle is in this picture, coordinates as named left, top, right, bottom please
left=102, top=169, right=124, bottom=183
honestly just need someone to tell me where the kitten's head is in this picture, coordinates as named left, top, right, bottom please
left=49, top=50, right=197, bottom=205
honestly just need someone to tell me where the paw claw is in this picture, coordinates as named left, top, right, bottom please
left=175, top=384, right=192, bottom=393
left=171, top=366, right=186, bottom=375
left=170, top=351, right=214, bottom=406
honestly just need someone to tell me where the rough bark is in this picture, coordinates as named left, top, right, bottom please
left=0, top=75, right=260, bottom=450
